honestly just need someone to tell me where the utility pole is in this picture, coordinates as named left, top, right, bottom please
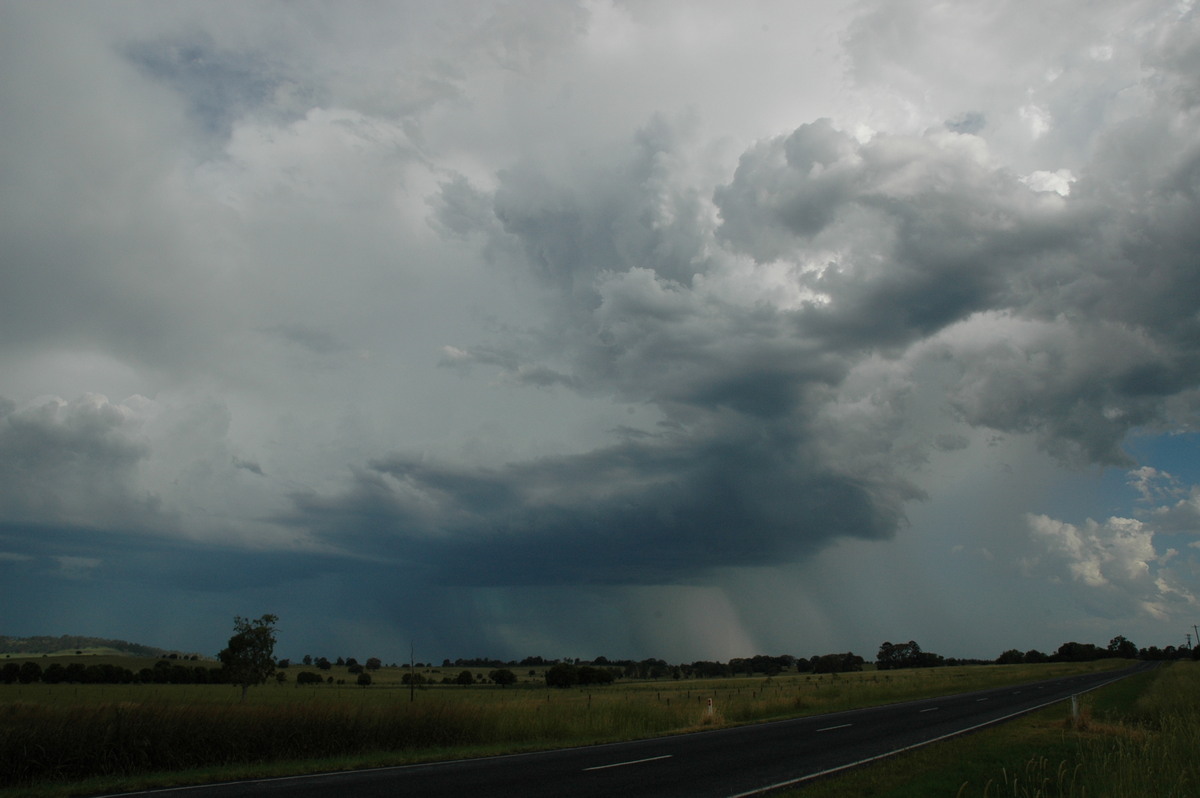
left=410, top=643, right=416, bottom=703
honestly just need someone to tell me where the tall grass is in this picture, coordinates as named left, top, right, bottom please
left=954, top=661, right=1199, bottom=797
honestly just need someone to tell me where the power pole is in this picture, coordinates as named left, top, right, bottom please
left=410, top=642, right=416, bottom=703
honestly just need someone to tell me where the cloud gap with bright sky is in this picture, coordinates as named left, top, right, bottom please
left=2, top=0, right=1199, bottom=663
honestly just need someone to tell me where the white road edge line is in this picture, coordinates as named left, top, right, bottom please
left=583, top=754, right=673, bottom=771
left=723, top=671, right=1135, bottom=798
left=919, top=707, right=939, bottom=713
left=816, top=723, right=853, bottom=732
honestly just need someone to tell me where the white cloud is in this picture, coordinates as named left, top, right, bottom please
left=1026, top=512, right=1198, bottom=617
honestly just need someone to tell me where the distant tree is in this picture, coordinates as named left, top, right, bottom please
left=0, top=663, right=18, bottom=684
left=812, top=652, right=864, bottom=674
left=316, top=657, right=332, bottom=670
left=357, top=672, right=372, bottom=687
left=545, top=662, right=580, bottom=687
left=454, top=670, right=474, bottom=686
left=366, top=657, right=382, bottom=671
left=217, top=614, right=279, bottom=702
left=996, top=649, right=1025, bottom=665
left=296, top=671, right=323, bottom=686
left=877, top=641, right=943, bottom=669
left=1053, top=641, right=1103, bottom=662
left=489, top=668, right=517, bottom=687
left=348, top=663, right=364, bottom=675
left=18, top=661, right=43, bottom=684
left=1108, top=636, right=1138, bottom=659
left=403, top=672, right=428, bottom=686
left=303, top=654, right=313, bottom=666
left=275, top=671, right=288, bottom=684
left=41, top=663, right=67, bottom=684
left=277, top=659, right=290, bottom=669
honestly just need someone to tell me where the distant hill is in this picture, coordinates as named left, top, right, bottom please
left=0, top=634, right=172, bottom=657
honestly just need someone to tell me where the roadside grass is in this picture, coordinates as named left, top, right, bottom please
left=0, top=659, right=1134, bottom=797
left=779, top=661, right=1197, bottom=797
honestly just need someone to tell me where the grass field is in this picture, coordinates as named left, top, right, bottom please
left=0, top=656, right=1139, bottom=797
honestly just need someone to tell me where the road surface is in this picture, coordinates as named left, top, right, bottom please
left=96, top=663, right=1148, bottom=798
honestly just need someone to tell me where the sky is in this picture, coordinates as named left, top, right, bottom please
left=2, top=0, right=1199, bottom=666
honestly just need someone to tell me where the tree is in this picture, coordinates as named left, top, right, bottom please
left=454, top=670, right=474, bottom=686
left=356, top=672, right=372, bottom=687
left=366, top=657, right=382, bottom=671
left=489, top=668, right=517, bottom=687
left=545, top=662, right=580, bottom=687
left=1108, top=635, right=1138, bottom=659
left=218, top=614, right=278, bottom=702
left=18, top=661, right=42, bottom=684
left=996, top=649, right=1025, bottom=665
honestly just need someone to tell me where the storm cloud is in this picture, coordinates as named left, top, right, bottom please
left=2, top=0, right=1198, bottom=662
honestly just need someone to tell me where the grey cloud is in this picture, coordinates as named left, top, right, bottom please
left=287, top=424, right=920, bottom=586
left=0, top=395, right=159, bottom=529
left=715, top=121, right=1076, bottom=349
left=486, top=115, right=711, bottom=297
left=935, top=433, right=970, bottom=452
left=265, top=324, right=349, bottom=356
left=126, top=33, right=289, bottom=139
left=945, top=112, right=986, bottom=134
left=233, top=457, right=265, bottom=476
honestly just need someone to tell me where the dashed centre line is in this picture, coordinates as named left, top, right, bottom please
left=919, top=707, right=939, bottom=713
left=816, top=723, right=853, bottom=732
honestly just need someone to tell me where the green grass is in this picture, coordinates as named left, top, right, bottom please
left=0, top=658, right=1135, bottom=797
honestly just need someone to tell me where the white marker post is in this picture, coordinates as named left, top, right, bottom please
left=707, top=698, right=713, bottom=717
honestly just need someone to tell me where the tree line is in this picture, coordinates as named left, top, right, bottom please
left=9, top=614, right=1195, bottom=696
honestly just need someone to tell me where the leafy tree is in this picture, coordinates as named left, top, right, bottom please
left=545, top=662, right=579, bottom=687
left=454, top=670, right=474, bottom=686
left=296, top=671, right=323, bottom=685
left=366, top=657, right=382, bottom=671
left=1108, top=635, right=1138, bottom=659
left=812, top=652, right=864, bottom=673
left=489, top=668, right=517, bottom=687
left=877, top=640, right=944, bottom=670
left=356, top=672, right=372, bottom=687
left=42, top=663, right=67, bottom=684
left=18, top=661, right=42, bottom=684
left=996, top=649, right=1025, bottom=665
left=0, top=663, right=19, bottom=684
left=217, top=614, right=279, bottom=702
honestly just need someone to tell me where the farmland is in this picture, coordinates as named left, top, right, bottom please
left=1, top=654, right=1132, bottom=796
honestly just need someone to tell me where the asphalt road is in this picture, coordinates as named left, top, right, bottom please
left=98, top=663, right=1149, bottom=798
